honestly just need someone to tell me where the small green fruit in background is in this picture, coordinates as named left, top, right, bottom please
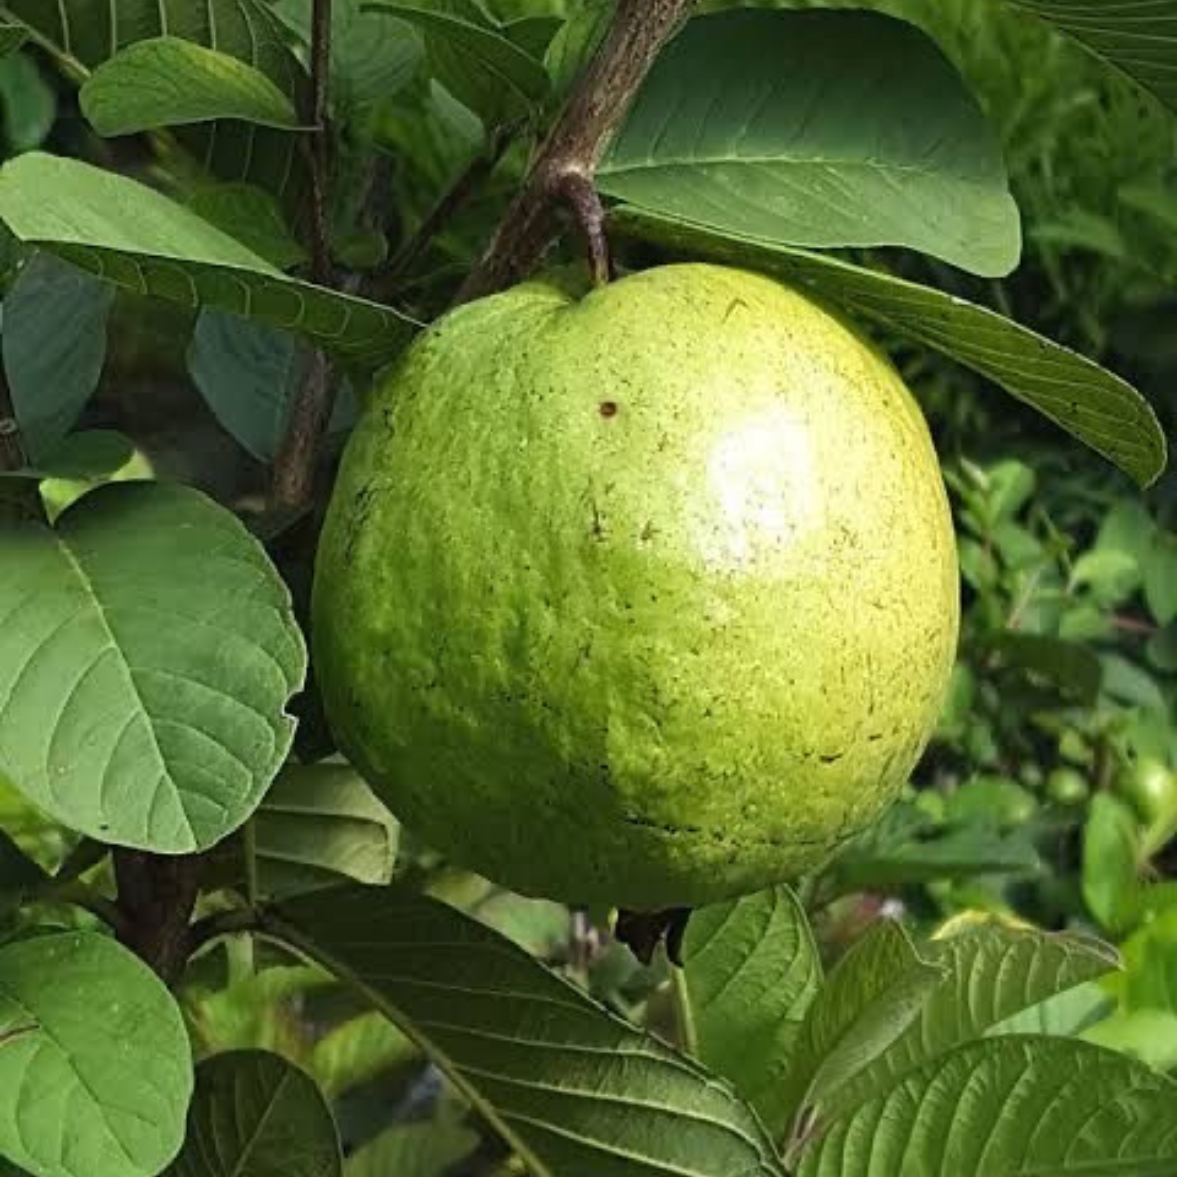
left=1046, top=766, right=1091, bottom=807
left=314, top=264, right=960, bottom=909
left=1114, top=757, right=1177, bottom=827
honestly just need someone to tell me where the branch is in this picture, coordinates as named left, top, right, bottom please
left=114, top=850, right=202, bottom=985
left=457, top=0, right=694, bottom=304
left=271, top=0, right=336, bottom=511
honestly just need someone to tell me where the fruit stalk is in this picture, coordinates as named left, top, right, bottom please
left=457, top=0, right=696, bottom=303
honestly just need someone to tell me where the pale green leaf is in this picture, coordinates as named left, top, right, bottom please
left=599, top=9, right=1021, bottom=278
left=169, top=1051, right=340, bottom=1177
left=798, top=1037, right=1177, bottom=1177
left=831, top=921, right=1119, bottom=1114
left=308, top=1012, right=415, bottom=1099
left=679, top=887, right=820, bottom=1108
left=0, top=932, right=192, bottom=1177
left=82, top=37, right=302, bottom=136
left=1084, top=793, right=1144, bottom=935
left=255, top=762, right=399, bottom=896
left=0, top=154, right=417, bottom=370
left=345, top=1121, right=477, bottom=1177
left=2, top=254, right=115, bottom=460
left=1009, top=0, right=1177, bottom=113
left=272, top=885, right=787, bottom=1177
left=544, top=0, right=608, bottom=97
left=0, top=482, right=306, bottom=852
left=766, top=921, right=944, bottom=1137
left=366, top=1, right=549, bottom=123
left=610, top=208, right=1166, bottom=487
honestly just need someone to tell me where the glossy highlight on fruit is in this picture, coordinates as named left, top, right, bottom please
left=313, top=264, right=960, bottom=908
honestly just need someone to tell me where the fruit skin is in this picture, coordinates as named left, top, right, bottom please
left=314, top=264, right=960, bottom=908
left=1114, top=757, right=1177, bottom=826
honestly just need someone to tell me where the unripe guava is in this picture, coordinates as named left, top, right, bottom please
left=313, top=264, right=959, bottom=908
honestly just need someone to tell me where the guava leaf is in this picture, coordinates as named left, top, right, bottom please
left=1008, top=0, right=1177, bottom=113
left=2, top=254, right=115, bottom=461
left=187, top=311, right=359, bottom=462
left=611, top=207, right=1167, bottom=487
left=1084, top=794, right=1146, bottom=936
left=169, top=1051, right=340, bottom=1177
left=0, top=0, right=309, bottom=212
left=829, top=920, right=1120, bottom=1114
left=270, top=0, right=424, bottom=112
left=185, top=184, right=307, bottom=272
left=0, top=932, right=192, bottom=1177
left=0, top=482, right=306, bottom=853
left=272, top=885, right=788, bottom=1177
left=254, top=762, right=399, bottom=896
left=797, top=1037, right=1177, bottom=1177
left=0, top=23, right=23, bottom=58
left=345, top=1121, right=477, bottom=1177
left=678, top=887, right=820, bottom=1110
left=0, top=154, right=417, bottom=371
left=81, top=38, right=303, bottom=136
left=599, top=9, right=1021, bottom=278
left=0, top=828, right=44, bottom=919
left=308, top=1013, right=414, bottom=1100
left=764, top=921, right=945, bottom=1138
left=365, top=1, right=549, bottom=124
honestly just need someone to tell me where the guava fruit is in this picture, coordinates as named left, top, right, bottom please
left=313, top=264, right=959, bottom=909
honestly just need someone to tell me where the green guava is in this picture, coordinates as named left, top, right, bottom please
left=313, top=264, right=960, bottom=909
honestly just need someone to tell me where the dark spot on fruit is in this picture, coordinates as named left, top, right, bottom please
left=599, top=400, right=619, bottom=418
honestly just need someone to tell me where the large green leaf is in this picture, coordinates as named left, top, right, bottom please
left=254, top=762, right=399, bottom=896
left=366, top=1, right=550, bottom=123
left=0, top=154, right=417, bottom=370
left=271, top=885, right=787, bottom=1177
left=679, top=887, right=820, bottom=1108
left=0, top=932, right=192, bottom=1177
left=81, top=38, right=303, bottom=136
left=187, top=312, right=359, bottom=462
left=830, top=921, right=1120, bottom=1114
left=797, top=1037, right=1177, bottom=1177
left=271, top=0, right=424, bottom=111
left=765, top=921, right=944, bottom=1138
left=611, top=208, right=1167, bottom=487
left=2, top=254, right=115, bottom=461
left=170, top=1051, right=340, bottom=1177
left=1009, top=0, right=1177, bottom=112
left=0, top=482, right=306, bottom=852
left=598, top=9, right=1020, bottom=278
left=0, top=0, right=308, bottom=209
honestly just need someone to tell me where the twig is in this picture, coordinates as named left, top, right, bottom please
left=457, top=0, right=695, bottom=303
left=113, top=850, right=202, bottom=985
left=271, top=0, right=336, bottom=511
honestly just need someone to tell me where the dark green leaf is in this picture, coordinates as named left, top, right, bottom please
left=544, top=0, right=609, bottom=97
left=610, top=208, right=1166, bottom=487
left=1009, top=0, right=1177, bottom=113
left=679, top=887, right=820, bottom=1109
left=169, top=1051, right=341, bottom=1177
left=0, top=482, right=306, bottom=852
left=187, top=311, right=358, bottom=462
left=987, top=631, right=1103, bottom=705
left=2, top=254, right=115, bottom=460
left=599, top=10, right=1020, bottom=277
left=0, top=22, right=23, bottom=57
left=0, top=0, right=309, bottom=210
left=0, top=53, right=52, bottom=151
left=505, top=14, right=562, bottom=58
left=272, top=885, right=787, bottom=1177
left=0, top=932, right=192, bottom=1177
left=366, top=1, right=549, bottom=123
left=765, top=921, right=944, bottom=1137
left=255, top=762, right=399, bottom=896
left=0, top=154, right=417, bottom=370
left=0, top=431, right=135, bottom=483
left=830, top=920, right=1119, bottom=1113
left=81, top=37, right=303, bottom=136
left=0, top=828, right=44, bottom=919
left=271, top=0, right=424, bottom=111
left=797, top=1037, right=1177, bottom=1177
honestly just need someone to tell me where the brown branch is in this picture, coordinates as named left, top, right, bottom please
left=457, top=0, right=695, bottom=304
left=114, top=850, right=202, bottom=985
left=271, top=0, right=336, bottom=512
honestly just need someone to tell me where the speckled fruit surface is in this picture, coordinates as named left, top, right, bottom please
left=313, top=264, right=960, bottom=909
